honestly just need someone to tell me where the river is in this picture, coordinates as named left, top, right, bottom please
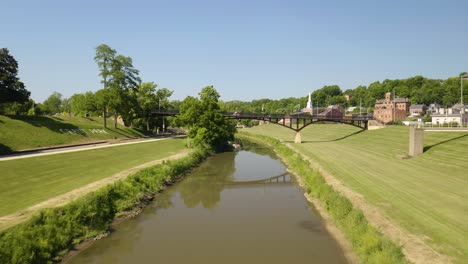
left=66, top=146, right=348, bottom=264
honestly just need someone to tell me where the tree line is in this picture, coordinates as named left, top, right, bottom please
left=0, top=45, right=174, bottom=131
left=220, top=75, right=467, bottom=114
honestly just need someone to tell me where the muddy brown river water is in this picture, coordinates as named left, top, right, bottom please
left=66, top=147, right=348, bottom=264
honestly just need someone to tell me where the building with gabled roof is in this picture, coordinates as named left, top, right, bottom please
left=373, top=92, right=410, bottom=124
left=409, top=104, right=426, bottom=117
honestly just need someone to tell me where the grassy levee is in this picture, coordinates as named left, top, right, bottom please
left=237, top=133, right=407, bottom=264
left=0, top=147, right=208, bottom=264
left=0, top=138, right=186, bottom=217
left=241, top=124, right=468, bottom=263
left=0, top=115, right=147, bottom=154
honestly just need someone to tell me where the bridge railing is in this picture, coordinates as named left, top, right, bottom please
left=224, top=112, right=372, bottom=121
left=150, top=110, right=179, bottom=116
left=150, top=110, right=373, bottom=121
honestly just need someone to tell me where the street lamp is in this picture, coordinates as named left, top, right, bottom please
left=461, top=73, right=468, bottom=127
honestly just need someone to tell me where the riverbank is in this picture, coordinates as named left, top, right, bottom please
left=237, top=133, right=408, bottom=264
left=0, top=148, right=191, bottom=231
left=0, top=138, right=186, bottom=218
left=241, top=124, right=467, bottom=263
left=0, top=148, right=209, bottom=264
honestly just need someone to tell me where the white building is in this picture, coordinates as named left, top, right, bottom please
left=431, top=105, right=468, bottom=126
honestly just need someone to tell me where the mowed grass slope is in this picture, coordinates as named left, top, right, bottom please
left=0, top=115, right=146, bottom=154
left=0, top=138, right=185, bottom=217
left=243, top=124, right=468, bottom=263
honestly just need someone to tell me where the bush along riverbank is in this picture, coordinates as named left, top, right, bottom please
left=237, top=133, right=408, bottom=264
left=0, top=148, right=208, bottom=264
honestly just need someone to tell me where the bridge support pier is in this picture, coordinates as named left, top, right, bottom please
left=409, top=127, right=424, bottom=157
left=294, top=132, right=302, bottom=144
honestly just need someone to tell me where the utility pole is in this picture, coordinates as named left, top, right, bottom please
left=393, top=89, right=396, bottom=124
left=461, top=75, right=463, bottom=127
left=461, top=73, right=468, bottom=127
left=359, top=98, right=362, bottom=117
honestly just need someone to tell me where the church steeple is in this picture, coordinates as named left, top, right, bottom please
left=306, top=92, right=312, bottom=109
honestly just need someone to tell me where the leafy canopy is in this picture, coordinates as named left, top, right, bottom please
left=0, top=48, right=30, bottom=104
left=177, top=86, right=235, bottom=151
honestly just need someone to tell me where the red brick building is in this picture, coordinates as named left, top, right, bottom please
left=318, top=105, right=344, bottom=118
left=374, top=92, right=410, bottom=124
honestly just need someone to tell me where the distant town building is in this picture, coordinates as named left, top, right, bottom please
left=373, top=92, right=410, bottom=124
left=431, top=104, right=468, bottom=125
left=409, top=104, right=426, bottom=117
left=319, top=105, right=344, bottom=118
left=345, top=106, right=365, bottom=113
left=427, top=103, right=442, bottom=114
left=451, top=103, right=468, bottom=112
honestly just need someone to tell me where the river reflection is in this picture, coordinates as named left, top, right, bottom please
left=66, top=147, right=348, bottom=264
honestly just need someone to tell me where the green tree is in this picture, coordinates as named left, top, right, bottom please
left=61, top=97, right=71, bottom=114
left=1, top=99, right=33, bottom=115
left=0, top=48, right=30, bottom=105
left=311, top=85, right=343, bottom=107
left=94, top=44, right=117, bottom=128
left=95, top=44, right=141, bottom=128
left=174, top=96, right=201, bottom=128
left=0, top=48, right=30, bottom=114
left=94, top=88, right=109, bottom=120
left=442, top=77, right=463, bottom=106
left=135, top=82, right=173, bottom=131
left=69, top=92, right=97, bottom=116
left=70, top=93, right=86, bottom=116
left=42, top=92, right=63, bottom=114
left=177, top=86, right=235, bottom=151
left=107, top=55, right=141, bottom=128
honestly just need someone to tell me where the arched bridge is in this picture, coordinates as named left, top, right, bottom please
left=150, top=110, right=371, bottom=132
left=223, top=172, right=292, bottom=189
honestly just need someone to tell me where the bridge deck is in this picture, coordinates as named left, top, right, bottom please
left=150, top=110, right=371, bottom=132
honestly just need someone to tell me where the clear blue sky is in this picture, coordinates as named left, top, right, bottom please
left=3, top=0, right=468, bottom=103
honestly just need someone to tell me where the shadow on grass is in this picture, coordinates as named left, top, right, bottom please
left=284, top=129, right=365, bottom=143
left=423, top=134, right=468, bottom=152
left=0, top=143, right=13, bottom=155
left=106, top=127, right=142, bottom=138
left=117, top=127, right=140, bottom=137
left=83, top=116, right=96, bottom=122
left=7, top=115, right=82, bottom=133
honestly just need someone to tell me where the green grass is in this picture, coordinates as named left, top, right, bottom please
left=238, top=133, right=407, bottom=264
left=0, top=138, right=186, bottom=217
left=0, top=148, right=208, bottom=264
left=0, top=115, right=147, bottom=154
left=242, top=124, right=468, bottom=263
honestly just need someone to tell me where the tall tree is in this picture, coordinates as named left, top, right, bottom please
left=177, top=86, right=235, bottom=151
left=94, top=44, right=116, bottom=128
left=107, top=54, right=141, bottom=128
left=0, top=48, right=30, bottom=105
